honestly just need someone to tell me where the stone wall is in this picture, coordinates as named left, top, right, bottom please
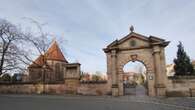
left=78, top=82, right=110, bottom=96
left=0, top=84, right=36, bottom=94
left=45, top=84, right=66, bottom=94
left=166, top=77, right=195, bottom=97
left=1, top=78, right=195, bottom=97
left=0, top=82, right=110, bottom=96
left=0, top=83, right=66, bottom=94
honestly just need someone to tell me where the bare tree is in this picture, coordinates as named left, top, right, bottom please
left=0, top=18, right=66, bottom=79
left=21, top=18, right=52, bottom=67
left=21, top=18, right=67, bottom=68
left=0, top=19, right=24, bottom=75
left=0, top=18, right=50, bottom=76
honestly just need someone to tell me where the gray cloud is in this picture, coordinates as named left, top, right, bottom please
left=0, top=0, right=195, bottom=73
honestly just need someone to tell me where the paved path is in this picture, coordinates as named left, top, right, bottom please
left=0, top=94, right=195, bottom=110
left=124, top=85, right=146, bottom=96
left=136, top=85, right=146, bottom=96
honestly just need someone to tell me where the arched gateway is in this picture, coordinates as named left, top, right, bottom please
left=103, top=29, right=169, bottom=96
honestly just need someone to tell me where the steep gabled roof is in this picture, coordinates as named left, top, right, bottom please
left=45, top=41, right=67, bottom=62
left=28, top=41, right=68, bottom=68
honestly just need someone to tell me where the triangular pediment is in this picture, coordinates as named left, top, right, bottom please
left=103, top=31, right=169, bottom=53
left=106, top=32, right=165, bottom=49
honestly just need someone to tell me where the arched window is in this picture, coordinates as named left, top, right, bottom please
left=55, top=63, right=60, bottom=81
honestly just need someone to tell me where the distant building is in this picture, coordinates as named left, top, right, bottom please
left=166, top=64, right=175, bottom=76
left=192, top=60, right=195, bottom=69
left=12, top=73, right=29, bottom=82
left=81, top=72, right=108, bottom=81
left=123, top=72, right=136, bottom=81
left=81, top=73, right=91, bottom=81
left=20, top=74, right=29, bottom=82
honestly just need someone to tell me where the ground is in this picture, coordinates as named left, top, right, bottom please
left=0, top=94, right=195, bottom=110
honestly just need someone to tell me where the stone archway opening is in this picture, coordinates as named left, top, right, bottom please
left=123, top=60, right=148, bottom=96
left=103, top=29, right=170, bottom=96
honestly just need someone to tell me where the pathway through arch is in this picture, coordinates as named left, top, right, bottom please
left=123, top=61, right=147, bottom=96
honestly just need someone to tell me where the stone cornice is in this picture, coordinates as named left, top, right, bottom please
left=151, top=41, right=170, bottom=47
left=104, top=46, right=151, bottom=53
left=104, top=41, right=170, bottom=54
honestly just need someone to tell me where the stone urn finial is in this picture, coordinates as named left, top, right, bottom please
left=130, top=25, right=134, bottom=32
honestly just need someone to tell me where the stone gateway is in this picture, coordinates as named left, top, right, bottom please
left=103, top=30, right=169, bottom=96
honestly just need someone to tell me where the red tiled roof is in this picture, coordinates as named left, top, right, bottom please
left=45, top=41, right=67, bottom=62
left=29, top=41, right=68, bottom=68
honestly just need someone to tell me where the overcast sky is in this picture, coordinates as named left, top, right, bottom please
left=0, top=0, right=195, bottom=73
left=124, top=61, right=146, bottom=74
